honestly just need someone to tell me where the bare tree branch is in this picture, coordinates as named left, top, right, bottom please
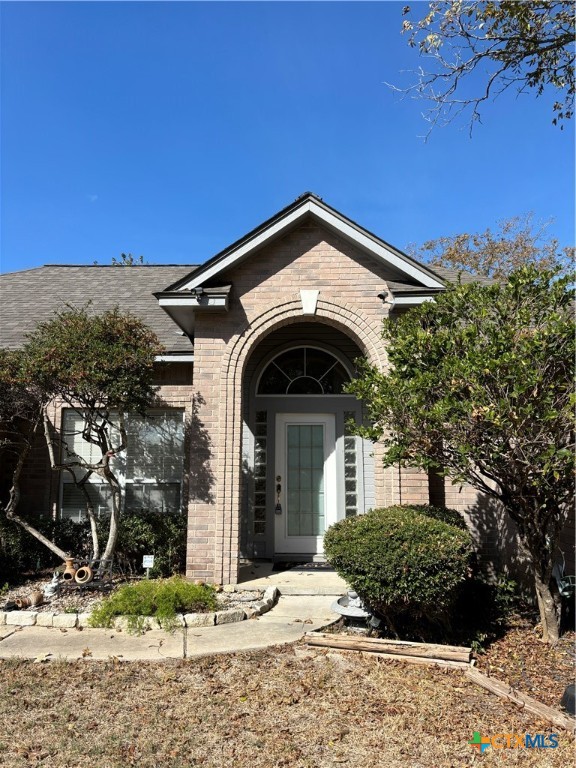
left=397, top=2, right=575, bottom=134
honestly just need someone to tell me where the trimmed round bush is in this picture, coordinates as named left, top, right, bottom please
left=405, top=503, right=468, bottom=530
left=324, top=505, right=472, bottom=636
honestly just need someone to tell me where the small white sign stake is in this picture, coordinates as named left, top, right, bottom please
left=143, top=555, right=155, bottom=578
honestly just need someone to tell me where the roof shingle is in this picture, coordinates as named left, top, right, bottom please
left=0, top=265, right=198, bottom=352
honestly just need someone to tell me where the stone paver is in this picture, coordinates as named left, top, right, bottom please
left=6, top=611, right=37, bottom=626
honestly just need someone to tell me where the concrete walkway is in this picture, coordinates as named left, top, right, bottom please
left=0, top=566, right=348, bottom=662
left=237, top=561, right=348, bottom=595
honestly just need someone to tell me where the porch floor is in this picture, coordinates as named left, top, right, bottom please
left=236, top=561, right=348, bottom=595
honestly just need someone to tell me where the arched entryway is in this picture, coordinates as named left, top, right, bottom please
left=241, top=321, right=371, bottom=561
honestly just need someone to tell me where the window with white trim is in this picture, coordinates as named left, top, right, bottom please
left=60, top=409, right=185, bottom=520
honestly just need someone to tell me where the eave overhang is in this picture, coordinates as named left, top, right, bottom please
left=380, top=284, right=446, bottom=309
left=393, top=295, right=436, bottom=306
left=155, top=352, right=195, bottom=363
left=164, top=193, right=446, bottom=293
left=153, top=285, right=231, bottom=336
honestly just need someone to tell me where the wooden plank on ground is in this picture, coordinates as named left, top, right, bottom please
left=305, top=632, right=472, bottom=662
left=466, top=667, right=576, bottom=733
left=335, top=647, right=468, bottom=669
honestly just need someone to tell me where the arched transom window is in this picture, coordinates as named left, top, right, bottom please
left=257, top=347, right=351, bottom=395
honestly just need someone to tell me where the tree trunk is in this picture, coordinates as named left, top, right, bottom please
left=3, top=415, right=71, bottom=563
left=534, top=571, right=560, bottom=645
left=100, top=468, right=122, bottom=564
left=44, top=411, right=103, bottom=561
left=7, top=509, right=70, bottom=562
left=99, top=415, right=127, bottom=565
left=507, top=499, right=563, bottom=647
left=78, top=480, right=100, bottom=561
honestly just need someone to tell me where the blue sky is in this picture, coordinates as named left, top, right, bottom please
left=1, top=1, right=574, bottom=274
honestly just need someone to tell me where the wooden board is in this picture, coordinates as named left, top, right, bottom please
left=466, top=668, right=576, bottom=733
left=335, top=647, right=468, bottom=669
left=305, top=632, right=472, bottom=662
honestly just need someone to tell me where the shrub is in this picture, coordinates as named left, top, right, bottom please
left=0, top=510, right=186, bottom=585
left=324, top=505, right=472, bottom=639
left=453, top=574, right=520, bottom=650
left=96, top=511, right=187, bottom=578
left=89, top=576, right=218, bottom=633
left=0, top=516, right=89, bottom=583
left=406, top=503, right=468, bottom=530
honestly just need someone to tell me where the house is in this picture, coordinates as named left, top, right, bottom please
left=1, top=193, right=572, bottom=584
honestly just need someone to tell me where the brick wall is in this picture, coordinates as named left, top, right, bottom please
left=185, top=221, right=575, bottom=584
left=186, top=222, right=422, bottom=583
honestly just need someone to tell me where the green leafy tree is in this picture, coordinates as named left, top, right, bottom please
left=0, top=306, right=164, bottom=565
left=408, top=213, right=574, bottom=279
left=348, top=267, right=574, bottom=644
left=398, top=2, right=575, bottom=132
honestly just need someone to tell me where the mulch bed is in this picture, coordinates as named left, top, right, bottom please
left=326, top=611, right=575, bottom=714
left=1, top=576, right=262, bottom=616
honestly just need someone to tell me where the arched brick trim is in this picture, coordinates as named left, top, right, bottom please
left=213, top=299, right=387, bottom=584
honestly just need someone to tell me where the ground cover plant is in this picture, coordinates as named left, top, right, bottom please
left=89, top=576, right=218, bottom=632
left=0, top=647, right=571, bottom=768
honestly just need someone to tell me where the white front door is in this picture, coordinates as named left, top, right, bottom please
left=274, top=413, right=336, bottom=555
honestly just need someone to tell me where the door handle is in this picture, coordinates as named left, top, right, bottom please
left=275, top=475, right=282, bottom=514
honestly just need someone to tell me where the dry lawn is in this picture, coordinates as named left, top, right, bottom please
left=477, top=618, right=575, bottom=709
left=0, top=645, right=572, bottom=768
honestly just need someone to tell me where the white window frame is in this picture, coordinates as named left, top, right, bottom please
left=60, top=408, right=185, bottom=520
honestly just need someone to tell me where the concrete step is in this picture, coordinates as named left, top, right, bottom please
left=236, top=564, right=348, bottom=596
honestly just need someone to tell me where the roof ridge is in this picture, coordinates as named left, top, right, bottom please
left=42, top=263, right=199, bottom=268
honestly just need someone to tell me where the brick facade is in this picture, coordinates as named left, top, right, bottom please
left=10, top=373, right=194, bottom=524
left=4, top=199, right=573, bottom=588
left=186, top=223, right=435, bottom=584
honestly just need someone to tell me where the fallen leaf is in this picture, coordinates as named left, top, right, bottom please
left=33, top=653, right=52, bottom=664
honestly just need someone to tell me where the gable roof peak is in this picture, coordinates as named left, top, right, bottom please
left=294, top=191, right=323, bottom=203
left=166, top=194, right=445, bottom=292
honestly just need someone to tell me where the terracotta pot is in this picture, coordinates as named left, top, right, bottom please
left=15, top=597, right=31, bottom=609
left=74, top=565, right=94, bottom=585
left=62, top=558, right=76, bottom=581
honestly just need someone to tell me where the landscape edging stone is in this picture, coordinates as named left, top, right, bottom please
left=0, top=585, right=280, bottom=630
